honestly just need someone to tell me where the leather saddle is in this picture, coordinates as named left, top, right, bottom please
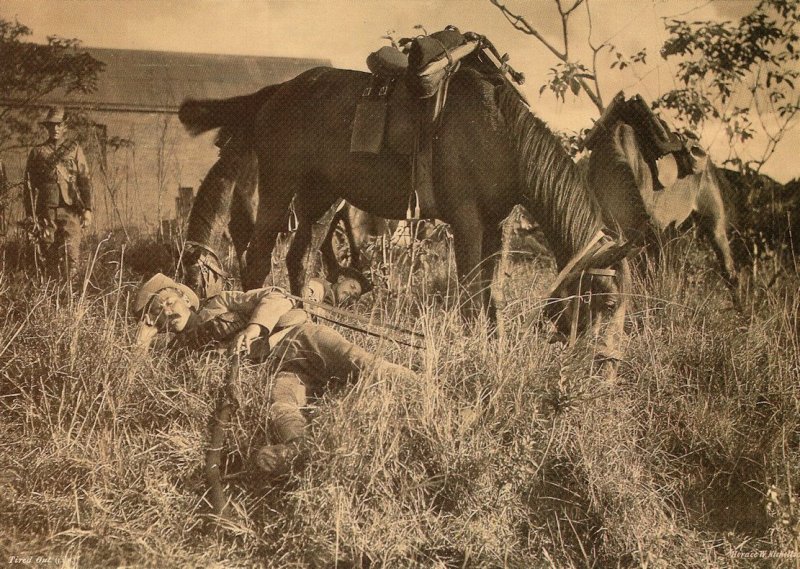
left=583, top=92, right=695, bottom=190
left=350, top=28, right=523, bottom=219
left=350, top=53, right=416, bottom=157
left=350, top=32, right=466, bottom=220
left=351, top=27, right=475, bottom=157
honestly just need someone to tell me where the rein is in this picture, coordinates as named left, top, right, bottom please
left=282, top=292, right=426, bottom=350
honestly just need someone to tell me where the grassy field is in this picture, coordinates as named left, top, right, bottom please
left=0, top=229, right=798, bottom=568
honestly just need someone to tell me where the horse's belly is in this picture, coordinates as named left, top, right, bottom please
left=647, top=184, right=696, bottom=230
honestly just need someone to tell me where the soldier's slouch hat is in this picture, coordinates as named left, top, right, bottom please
left=134, top=273, right=200, bottom=315
left=40, top=106, right=65, bottom=125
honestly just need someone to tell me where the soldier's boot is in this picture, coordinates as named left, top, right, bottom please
left=253, top=438, right=307, bottom=480
left=253, top=372, right=309, bottom=480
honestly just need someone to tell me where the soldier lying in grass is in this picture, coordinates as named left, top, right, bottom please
left=133, top=272, right=415, bottom=479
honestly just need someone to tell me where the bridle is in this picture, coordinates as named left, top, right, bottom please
left=545, top=230, right=628, bottom=347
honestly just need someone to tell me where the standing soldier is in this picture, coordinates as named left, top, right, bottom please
left=23, top=106, right=93, bottom=279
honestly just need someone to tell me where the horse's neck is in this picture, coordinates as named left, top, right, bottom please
left=493, top=83, right=605, bottom=269
left=526, top=188, right=603, bottom=270
left=517, top=129, right=603, bottom=268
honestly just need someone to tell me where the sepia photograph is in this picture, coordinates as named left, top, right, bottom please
left=0, top=0, right=798, bottom=566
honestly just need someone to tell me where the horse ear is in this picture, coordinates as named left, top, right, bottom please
left=689, top=143, right=708, bottom=174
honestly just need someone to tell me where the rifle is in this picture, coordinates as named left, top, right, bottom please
left=204, top=352, right=240, bottom=518
left=18, top=216, right=52, bottom=274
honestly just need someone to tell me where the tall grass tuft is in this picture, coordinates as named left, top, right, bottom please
left=0, top=232, right=797, bottom=567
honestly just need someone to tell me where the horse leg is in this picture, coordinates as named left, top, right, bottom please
left=228, top=152, right=258, bottom=265
left=694, top=211, right=738, bottom=292
left=286, top=193, right=337, bottom=296
left=481, top=223, right=502, bottom=329
left=343, top=208, right=363, bottom=271
left=319, top=202, right=345, bottom=281
left=241, top=170, right=295, bottom=290
left=450, top=204, right=487, bottom=321
left=229, top=185, right=254, bottom=264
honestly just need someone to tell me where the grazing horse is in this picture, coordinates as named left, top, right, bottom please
left=587, top=122, right=737, bottom=287
left=179, top=51, right=635, bottom=359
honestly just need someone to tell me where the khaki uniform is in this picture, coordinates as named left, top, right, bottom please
left=176, top=287, right=416, bottom=444
left=268, top=323, right=415, bottom=442
left=24, top=140, right=93, bottom=277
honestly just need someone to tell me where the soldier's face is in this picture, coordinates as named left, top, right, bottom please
left=45, top=122, right=64, bottom=142
left=146, top=289, right=193, bottom=332
left=333, top=277, right=362, bottom=307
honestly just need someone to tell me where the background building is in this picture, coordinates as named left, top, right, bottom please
left=1, top=47, right=329, bottom=233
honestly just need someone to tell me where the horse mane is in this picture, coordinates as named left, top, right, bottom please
left=493, top=81, right=604, bottom=267
left=592, top=121, right=654, bottom=233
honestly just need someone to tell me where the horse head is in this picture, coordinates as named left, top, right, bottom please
left=180, top=241, right=228, bottom=300
left=543, top=233, right=635, bottom=365
left=665, top=131, right=709, bottom=182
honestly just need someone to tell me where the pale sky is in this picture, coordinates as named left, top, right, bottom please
left=3, top=0, right=797, bottom=182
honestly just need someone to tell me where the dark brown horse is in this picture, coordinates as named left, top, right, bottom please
left=180, top=52, right=635, bottom=359
left=181, top=148, right=393, bottom=300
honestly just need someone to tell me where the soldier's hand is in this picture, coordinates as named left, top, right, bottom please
left=230, top=323, right=263, bottom=355
left=81, top=210, right=93, bottom=228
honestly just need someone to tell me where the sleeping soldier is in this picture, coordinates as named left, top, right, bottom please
left=133, top=273, right=415, bottom=479
left=23, top=106, right=93, bottom=279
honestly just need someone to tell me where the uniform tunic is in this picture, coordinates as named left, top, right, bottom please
left=23, top=140, right=93, bottom=275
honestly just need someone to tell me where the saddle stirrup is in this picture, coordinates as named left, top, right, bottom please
left=287, top=198, right=299, bottom=232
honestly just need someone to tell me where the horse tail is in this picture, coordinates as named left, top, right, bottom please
left=228, top=154, right=258, bottom=260
left=178, top=84, right=279, bottom=136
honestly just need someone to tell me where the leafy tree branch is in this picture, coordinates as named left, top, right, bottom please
left=489, top=0, right=606, bottom=111
left=655, top=0, right=799, bottom=173
left=0, top=18, right=104, bottom=153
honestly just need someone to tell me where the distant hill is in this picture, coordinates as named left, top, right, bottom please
left=719, top=168, right=799, bottom=263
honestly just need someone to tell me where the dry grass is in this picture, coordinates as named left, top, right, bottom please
left=0, top=231, right=798, bottom=568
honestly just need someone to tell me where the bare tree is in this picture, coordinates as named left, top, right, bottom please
left=154, top=114, right=179, bottom=237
